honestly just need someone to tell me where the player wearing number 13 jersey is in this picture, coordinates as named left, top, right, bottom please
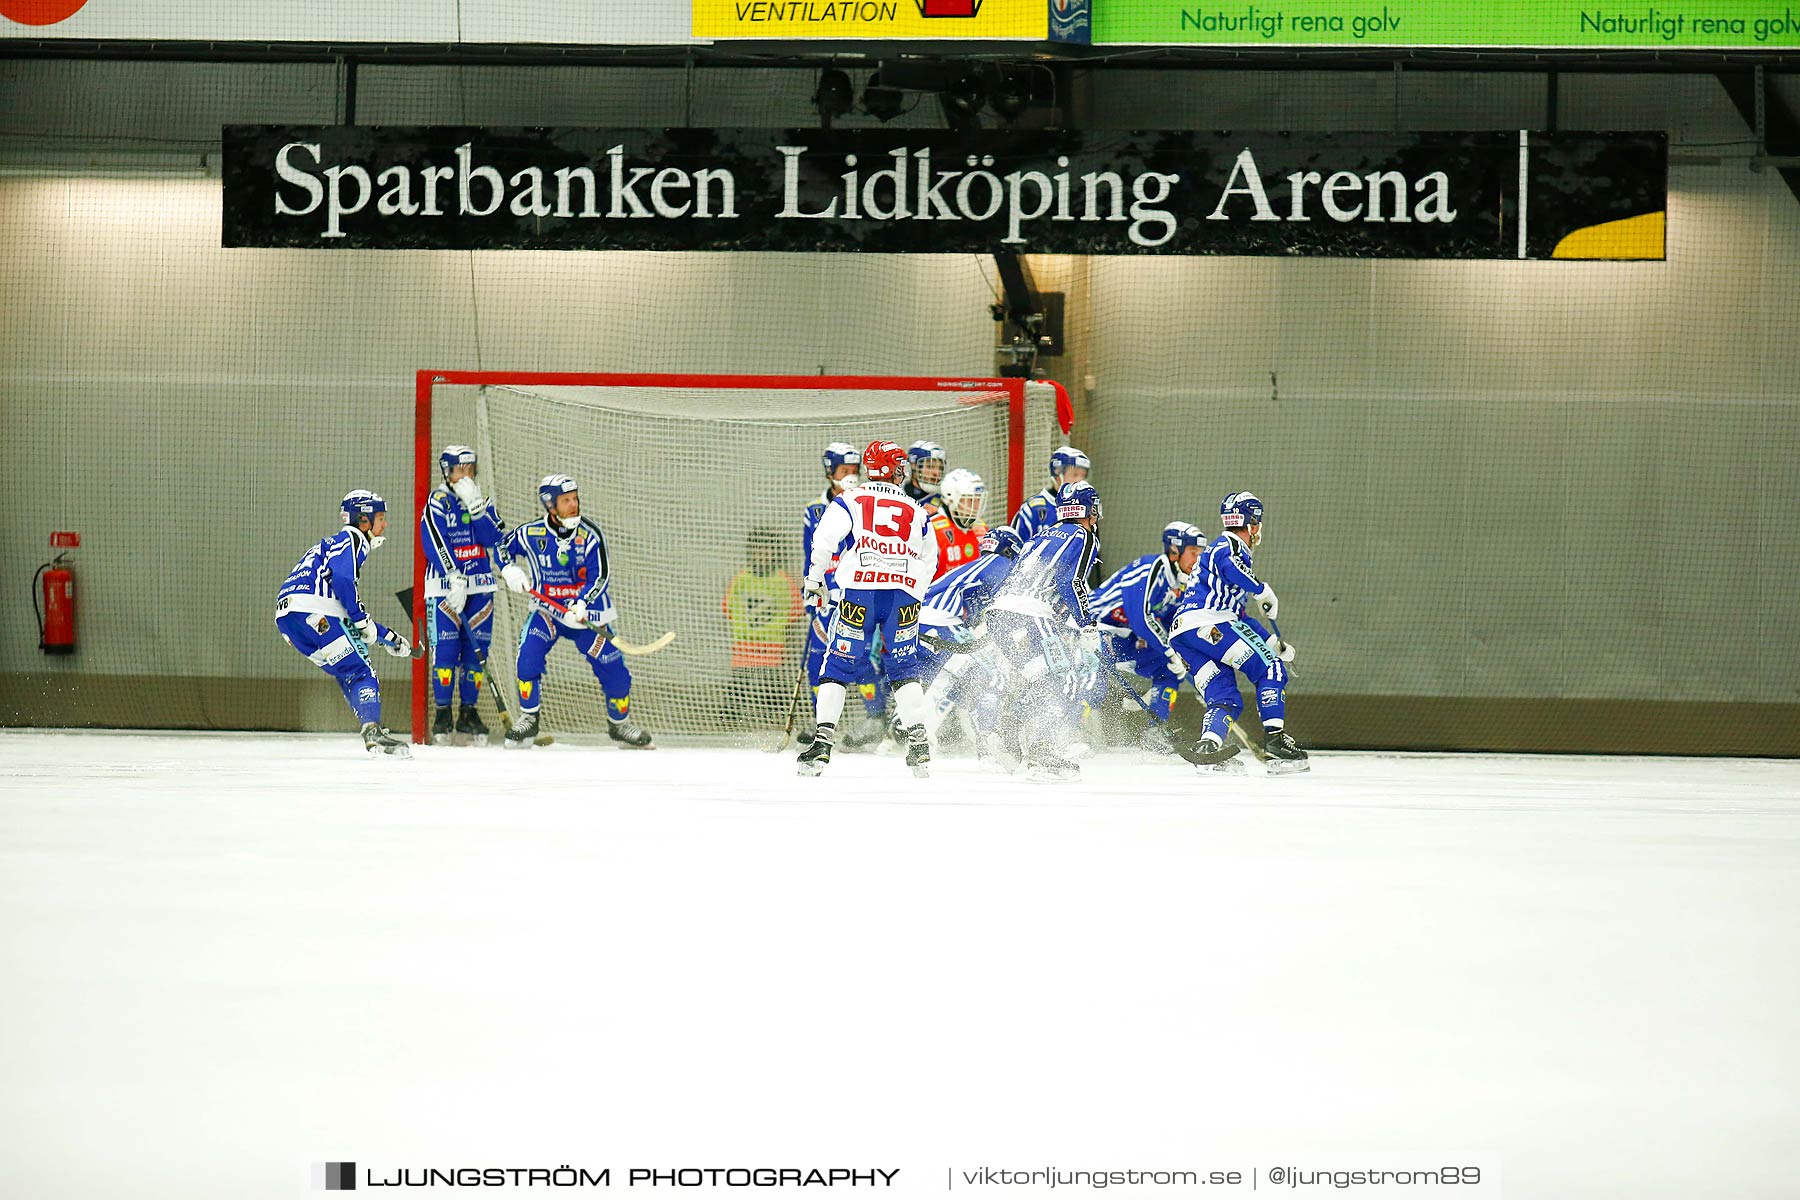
left=797, top=440, right=940, bottom=780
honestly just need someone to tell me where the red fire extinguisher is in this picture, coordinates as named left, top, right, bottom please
left=35, top=551, right=76, bottom=655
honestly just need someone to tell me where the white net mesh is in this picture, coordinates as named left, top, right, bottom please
left=426, top=379, right=1062, bottom=739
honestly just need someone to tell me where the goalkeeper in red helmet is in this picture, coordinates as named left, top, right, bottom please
left=796, top=440, right=940, bottom=779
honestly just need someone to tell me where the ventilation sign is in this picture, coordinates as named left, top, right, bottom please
left=692, top=0, right=1047, bottom=37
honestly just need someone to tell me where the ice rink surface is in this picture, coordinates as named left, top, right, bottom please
left=2, top=729, right=1798, bottom=1199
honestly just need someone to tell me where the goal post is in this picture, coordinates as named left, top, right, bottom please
left=410, top=370, right=1073, bottom=742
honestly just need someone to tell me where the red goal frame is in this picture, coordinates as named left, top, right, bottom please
left=410, top=370, right=1074, bottom=738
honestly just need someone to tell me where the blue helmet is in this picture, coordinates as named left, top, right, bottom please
left=977, top=526, right=1025, bottom=559
left=1220, top=491, right=1264, bottom=541
left=439, top=444, right=477, bottom=482
left=539, top=473, right=579, bottom=510
left=907, top=440, right=947, bottom=493
left=340, top=489, right=386, bottom=523
left=1054, top=480, right=1102, bottom=523
left=1162, top=521, right=1204, bottom=557
left=1048, top=445, right=1090, bottom=485
left=1220, top=491, right=1264, bottom=529
left=821, top=442, right=861, bottom=481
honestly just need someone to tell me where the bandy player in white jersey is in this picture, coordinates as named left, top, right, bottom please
left=797, top=439, right=940, bottom=779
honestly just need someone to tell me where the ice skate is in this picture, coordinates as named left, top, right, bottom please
left=431, top=704, right=454, bottom=746
left=1190, top=737, right=1247, bottom=776
left=796, top=722, right=835, bottom=777
left=608, top=718, right=655, bottom=749
left=456, top=705, right=490, bottom=747
left=1262, top=729, right=1310, bottom=775
left=980, top=731, right=1024, bottom=774
left=1024, top=742, right=1080, bottom=782
left=903, top=724, right=931, bottom=779
left=361, top=722, right=412, bottom=759
left=504, top=710, right=539, bottom=749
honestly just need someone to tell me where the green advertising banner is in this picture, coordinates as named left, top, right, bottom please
left=1095, top=0, right=1800, bottom=46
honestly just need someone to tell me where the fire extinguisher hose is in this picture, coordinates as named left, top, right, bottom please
left=32, top=560, right=51, bottom=649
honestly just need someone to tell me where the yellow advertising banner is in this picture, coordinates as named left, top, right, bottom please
left=694, top=0, right=1047, bottom=39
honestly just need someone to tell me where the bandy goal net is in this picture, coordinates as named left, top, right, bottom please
left=412, top=372, right=1072, bottom=742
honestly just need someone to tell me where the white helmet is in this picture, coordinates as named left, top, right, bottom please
left=939, top=468, right=986, bottom=531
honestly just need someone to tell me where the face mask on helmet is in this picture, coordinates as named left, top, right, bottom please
left=908, top=443, right=947, bottom=494
left=939, top=468, right=985, bottom=531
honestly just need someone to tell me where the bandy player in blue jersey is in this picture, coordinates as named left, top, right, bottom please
left=915, top=525, right=1023, bottom=743
left=275, top=490, right=415, bottom=757
left=1092, top=520, right=1205, bottom=722
left=1008, top=445, right=1090, bottom=541
left=796, top=440, right=939, bottom=779
left=986, top=480, right=1106, bottom=780
left=418, top=445, right=507, bottom=745
left=1168, top=491, right=1308, bottom=775
left=497, top=474, right=654, bottom=750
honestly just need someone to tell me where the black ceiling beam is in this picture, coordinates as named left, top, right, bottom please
left=1714, top=67, right=1800, bottom=208
left=3, top=39, right=1800, bottom=72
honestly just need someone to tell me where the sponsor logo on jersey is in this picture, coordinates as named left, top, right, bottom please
left=835, top=639, right=852, bottom=654
left=839, top=601, right=867, bottom=628
left=543, top=584, right=582, bottom=599
left=1205, top=625, right=1222, bottom=643
left=852, top=570, right=914, bottom=585
left=856, top=535, right=912, bottom=556
left=314, top=616, right=330, bottom=634
left=518, top=680, right=535, bottom=701
left=897, top=602, right=920, bottom=626
left=453, top=544, right=484, bottom=560
left=1056, top=504, right=1086, bottom=520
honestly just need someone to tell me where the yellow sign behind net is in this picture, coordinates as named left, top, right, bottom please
left=694, top=0, right=1047, bottom=39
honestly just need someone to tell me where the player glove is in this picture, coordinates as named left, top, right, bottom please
left=1078, top=624, right=1102, bottom=657
left=450, top=476, right=486, bottom=512
left=500, top=562, right=531, bottom=593
left=802, top=576, right=828, bottom=608
left=348, top=616, right=378, bottom=646
left=565, top=599, right=590, bottom=626
left=444, top=573, right=469, bottom=616
left=1270, top=637, right=1297, bottom=664
left=1164, top=647, right=1189, bottom=680
left=1253, top=584, right=1279, bottom=621
left=377, top=626, right=413, bottom=658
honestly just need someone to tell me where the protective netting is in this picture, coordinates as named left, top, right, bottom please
left=4, top=60, right=1798, bottom=752
left=425, top=380, right=1060, bottom=738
